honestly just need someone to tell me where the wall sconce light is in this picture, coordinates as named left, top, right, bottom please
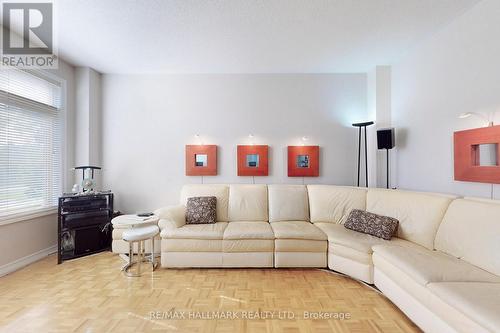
left=301, top=136, right=309, bottom=146
left=458, top=112, right=494, bottom=127
left=248, top=134, right=255, bottom=145
left=194, top=134, right=203, bottom=145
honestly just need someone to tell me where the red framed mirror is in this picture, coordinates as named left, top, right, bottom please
left=185, top=145, right=217, bottom=176
left=454, top=125, right=500, bottom=184
left=237, top=145, right=269, bottom=176
left=288, top=145, right=319, bottom=177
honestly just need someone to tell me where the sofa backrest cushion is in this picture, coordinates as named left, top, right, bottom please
left=435, top=198, right=500, bottom=276
left=366, top=189, right=456, bottom=250
left=268, top=185, right=309, bottom=222
left=307, top=185, right=366, bottom=224
left=180, top=185, right=229, bottom=222
left=228, top=184, right=268, bottom=222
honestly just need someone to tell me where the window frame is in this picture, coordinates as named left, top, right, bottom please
left=0, top=68, right=67, bottom=225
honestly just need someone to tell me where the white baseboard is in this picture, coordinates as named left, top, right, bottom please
left=0, top=244, right=57, bottom=277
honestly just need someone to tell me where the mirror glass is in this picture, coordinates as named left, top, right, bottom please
left=297, top=155, right=310, bottom=168
left=246, top=154, right=259, bottom=167
left=195, top=154, right=208, bottom=167
left=472, top=144, right=498, bottom=166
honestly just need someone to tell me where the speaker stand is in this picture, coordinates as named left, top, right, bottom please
left=386, top=148, right=389, bottom=189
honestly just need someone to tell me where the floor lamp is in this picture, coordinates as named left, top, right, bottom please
left=352, top=121, right=374, bottom=187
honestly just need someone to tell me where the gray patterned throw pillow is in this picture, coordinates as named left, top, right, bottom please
left=344, top=209, right=398, bottom=240
left=186, top=196, right=217, bottom=224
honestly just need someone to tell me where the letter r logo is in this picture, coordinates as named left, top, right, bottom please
left=2, top=3, right=53, bottom=54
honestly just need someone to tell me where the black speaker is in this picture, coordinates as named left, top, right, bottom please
left=377, top=128, right=395, bottom=149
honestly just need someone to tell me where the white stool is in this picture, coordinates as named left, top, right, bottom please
left=122, top=225, right=159, bottom=277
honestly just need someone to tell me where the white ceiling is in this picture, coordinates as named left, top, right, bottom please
left=50, top=0, right=481, bottom=74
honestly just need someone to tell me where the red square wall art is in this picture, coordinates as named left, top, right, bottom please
left=185, top=145, right=217, bottom=176
left=454, top=125, right=500, bottom=184
left=288, top=146, right=319, bottom=177
left=237, top=145, right=269, bottom=176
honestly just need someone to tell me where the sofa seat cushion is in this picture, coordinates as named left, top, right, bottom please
left=160, top=222, right=228, bottom=240
left=373, top=244, right=500, bottom=286
left=315, top=223, right=415, bottom=254
left=275, top=239, right=327, bottom=252
left=162, top=239, right=222, bottom=252
left=270, top=221, right=327, bottom=241
left=223, top=222, right=274, bottom=240
left=223, top=239, right=274, bottom=252
left=374, top=263, right=489, bottom=333
left=329, top=243, right=373, bottom=265
left=427, top=282, right=500, bottom=333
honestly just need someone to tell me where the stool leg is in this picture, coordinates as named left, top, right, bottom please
left=124, top=241, right=138, bottom=277
left=122, top=241, right=133, bottom=271
left=137, top=241, right=142, bottom=276
left=123, top=237, right=157, bottom=277
left=128, top=241, right=133, bottom=266
left=151, top=237, right=154, bottom=264
left=143, top=239, right=146, bottom=266
left=151, top=236, right=157, bottom=270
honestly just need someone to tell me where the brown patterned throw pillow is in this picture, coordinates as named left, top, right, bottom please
left=344, top=209, right=398, bottom=240
left=186, top=196, right=217, bottom=224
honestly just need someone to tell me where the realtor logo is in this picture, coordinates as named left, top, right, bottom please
left=1, top=1, right=57, bottom=68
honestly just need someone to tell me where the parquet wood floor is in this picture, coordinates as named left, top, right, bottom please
left=0, top=252, right=421, bottom=333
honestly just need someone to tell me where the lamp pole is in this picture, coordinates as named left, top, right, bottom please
left=352, top=121, right=374, bottom=187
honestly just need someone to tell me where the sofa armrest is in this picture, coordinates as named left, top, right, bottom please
left=154, top=205, right=186, bottom=231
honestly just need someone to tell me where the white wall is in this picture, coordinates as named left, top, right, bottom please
left=367, top=66, right=392, bottom=188
left=75, top=67, right=102, bottom=185
left=0, top=214, right=57, bottom=269
left=75, top=67, right=102, bottom=166
left=392, top=0, right=500, bottom=199
left=75, top=68, right=90, bottom=166
left=101, top=74, right=368, bottom=213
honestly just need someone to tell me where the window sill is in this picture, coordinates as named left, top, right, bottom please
left=0, top=207, right=58, bottom=227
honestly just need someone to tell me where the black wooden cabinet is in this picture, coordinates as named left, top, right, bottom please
left=57, top=192, right=114, bottom=264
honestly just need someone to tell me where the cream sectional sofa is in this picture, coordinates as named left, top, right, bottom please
left=112, top=184, right=500, bottom=333
left=155, top=184, right=328, bottom=268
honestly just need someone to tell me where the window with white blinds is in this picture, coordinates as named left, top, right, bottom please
left=0, top=69, right=63, bottom=218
